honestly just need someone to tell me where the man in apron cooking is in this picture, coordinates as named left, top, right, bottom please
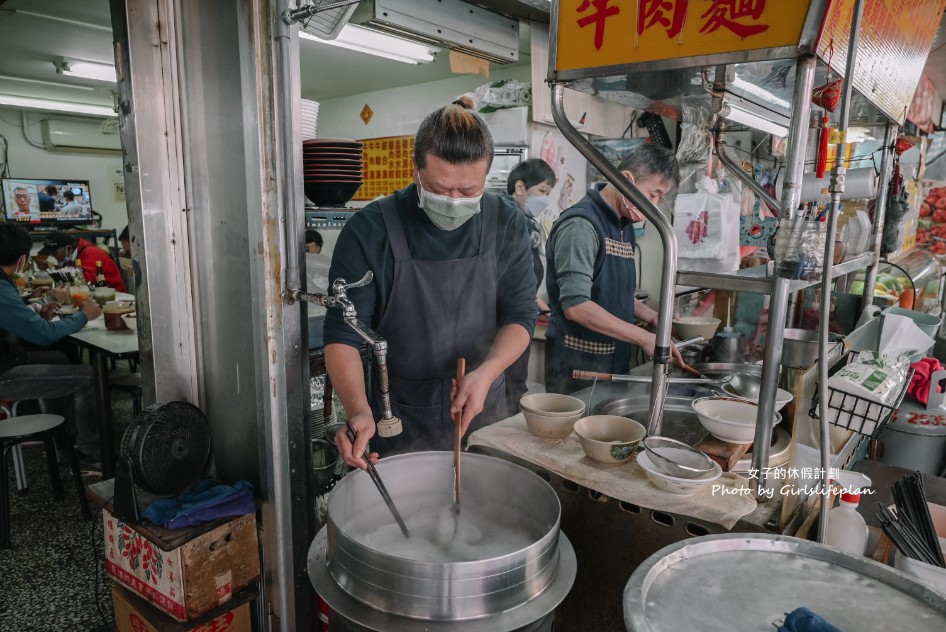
left=544, top=144, right=683, bottom=395
left=326, top=97, right=536, bottom=467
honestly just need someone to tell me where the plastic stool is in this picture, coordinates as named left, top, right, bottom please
left=0, top=414, right=92, bottom=549
left=111, top=374, right=143, bottom=417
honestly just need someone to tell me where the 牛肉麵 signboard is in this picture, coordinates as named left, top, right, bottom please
left=553, top=0, right=814, bottom=76
left=816, top=0, right=946, bottom=125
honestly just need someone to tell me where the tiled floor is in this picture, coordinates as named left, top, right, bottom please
left=3, top=370, right=137, bottom=632
left=2, top=446, right=112, bottom=631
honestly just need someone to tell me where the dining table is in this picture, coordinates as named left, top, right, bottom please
left=65, top=293, right=138, bottom=478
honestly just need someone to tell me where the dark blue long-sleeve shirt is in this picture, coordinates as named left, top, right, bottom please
left=0, top=274, right=88, bottom=347
left=323, top=184, right=537, bottom=348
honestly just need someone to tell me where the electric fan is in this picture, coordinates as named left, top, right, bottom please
left=113, top=401, right=213, bottom=523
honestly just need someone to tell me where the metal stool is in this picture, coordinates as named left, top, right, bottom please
left=1, top=401, right=35, bottom=493
left=111, top=374, right=143, bottom=417
left=0, top=414, right=92, bottom=548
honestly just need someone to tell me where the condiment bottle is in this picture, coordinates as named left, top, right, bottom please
left=825, top=491, right=869, bottom=556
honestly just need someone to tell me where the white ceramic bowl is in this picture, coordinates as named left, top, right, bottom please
left=573, top=415, right=646, bottom=465
left=637, top=450, right=722, bottom=495
left=122, top=313, right=138, bottom=333
left=721, top=383, right=794, bottom=412
left=673, top=316, right=722, bottom=341
left=58, top=305, right=79, bottom=316
left=522, top=408, right=583, bottom=439
left=692, top=396, right=781, bottom=445
left=519, top=393, right=585, bottom=418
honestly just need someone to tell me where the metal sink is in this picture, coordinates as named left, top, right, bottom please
left=593, top=395, right=709, bottom=445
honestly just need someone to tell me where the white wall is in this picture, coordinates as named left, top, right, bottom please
left=314, top=65, right=531, bottom=140
left=313, top=65, right=531, bottom=257
left=0, top=108, right=128, bottom=231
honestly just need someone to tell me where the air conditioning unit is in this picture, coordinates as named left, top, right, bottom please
left=42, top=118, right=121, bottom=154
left=351, top=0, right=519, bottom=64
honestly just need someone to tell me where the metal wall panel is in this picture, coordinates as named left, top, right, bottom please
left=110, top=0, right=200, bottom=406
left=112, top=0, right=313, bottom=628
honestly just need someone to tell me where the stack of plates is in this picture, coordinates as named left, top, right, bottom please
left=300, top=99, right=319, bottom=140
left=303, top=138, right=364, bottom=207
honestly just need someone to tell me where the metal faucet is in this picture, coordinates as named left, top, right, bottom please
left=285, top=271, right=403, bottom=437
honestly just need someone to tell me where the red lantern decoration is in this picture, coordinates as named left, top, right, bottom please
left=895, top=137, right=916, bottom=155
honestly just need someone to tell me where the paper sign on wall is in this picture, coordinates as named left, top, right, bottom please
left=353, top=135, right=415, bottom=201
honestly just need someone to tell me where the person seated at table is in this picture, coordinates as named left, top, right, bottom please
left=38, top=230, right=127, bottom=292
left=305, top=230, right=331, bottom=350
left=0, top=223, right=103, bottom=470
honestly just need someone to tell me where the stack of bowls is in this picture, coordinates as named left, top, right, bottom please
left=519, top=393, right=585, bottom=439
left=300, top=99, right=319, bottom=140
left=303, top=138, right=364, bottom=207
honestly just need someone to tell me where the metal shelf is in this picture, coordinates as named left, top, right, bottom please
left=676, top=252, right=872, bottom=294
left=305, top=209, right=357, bottom=230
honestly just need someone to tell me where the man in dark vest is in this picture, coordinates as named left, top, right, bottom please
left=545, top=144, right=682, bottom=395
left=326, top=98, right=536, bottom=467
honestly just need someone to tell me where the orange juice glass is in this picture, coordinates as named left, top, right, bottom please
left=69, top=286, right=90, bottom=307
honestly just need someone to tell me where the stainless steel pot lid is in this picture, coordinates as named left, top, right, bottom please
left=308, top=526, right=577, bottom=632
left=324, top=452, right=564, bottom=621
left=624, top=534, right=946, bottom=631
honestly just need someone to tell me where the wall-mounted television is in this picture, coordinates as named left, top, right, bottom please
left=1, top=178, right=94, bottom=227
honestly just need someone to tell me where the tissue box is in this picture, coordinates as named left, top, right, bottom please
left=112, top=583, right=252, bottom=632
left=103, top=509, right=260, bottom=621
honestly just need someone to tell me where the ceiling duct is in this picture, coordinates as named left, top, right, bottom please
left=350, top=0, right=520, bottom=64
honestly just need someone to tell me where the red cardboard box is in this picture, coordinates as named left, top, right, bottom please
left=112, top=583, right=252, bottom=632
left=103, top=509, right=260, bottom=621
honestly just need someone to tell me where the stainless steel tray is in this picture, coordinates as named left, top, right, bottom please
left=624, top=534, right=946, bottom=631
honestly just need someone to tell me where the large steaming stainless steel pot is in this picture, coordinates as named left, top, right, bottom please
left=308, top=452, right=575, bottom=628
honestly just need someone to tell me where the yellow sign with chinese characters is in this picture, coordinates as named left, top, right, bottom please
left=555, top=0, right=813, bottom=73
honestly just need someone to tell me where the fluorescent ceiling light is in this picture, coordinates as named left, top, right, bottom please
left=720, top=98, right=789, bottom=137
left=300, top=24, right=436, bottom=65
left=55, top=58, right=116, bottom=83
left=0, top=94, right=114, bottom=117
left=730, top=78, right=791, bottom=110
left=722, top=103, right=788, bottom=137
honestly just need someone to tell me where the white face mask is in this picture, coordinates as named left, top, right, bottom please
left=14, top=256, right=29, bottom=276
left=524, top=194, right=549, bottom=218
left=417, top=179, right=482, bottom=231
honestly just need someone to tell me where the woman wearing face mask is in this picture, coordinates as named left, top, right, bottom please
left=501, top=159, right=556, bottom=414
left=326, top=97, right=536, bottom=467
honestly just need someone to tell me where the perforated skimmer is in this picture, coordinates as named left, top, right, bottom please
left=641, top=436, right=715, bottom=479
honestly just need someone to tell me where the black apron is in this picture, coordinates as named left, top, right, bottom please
left=370, top=195, right=506, bottom=455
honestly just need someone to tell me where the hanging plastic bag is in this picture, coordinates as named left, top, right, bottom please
left=463, top=80, right=532, bottom=113
left=673, top=176, right=741, bottom=272
left=675, top=100, right=714, bottom=166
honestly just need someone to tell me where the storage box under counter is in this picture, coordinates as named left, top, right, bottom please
left=87, top=479, right=260, bottom=622
left=112, top=582, right=255, bottom=632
